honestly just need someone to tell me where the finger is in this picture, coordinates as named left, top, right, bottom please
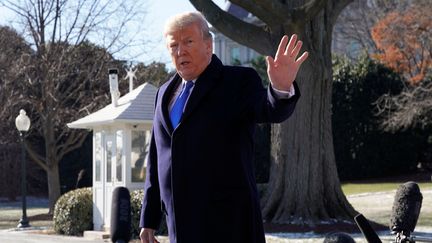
left=290, top=41, right=303, bottom=59
left=284, top=34, right=297, bottom=56
left=266, top=56, right=275, bottom=68
left=295, top=51, right=309, bottom=66
left=275, top=35, right=289, bottom=61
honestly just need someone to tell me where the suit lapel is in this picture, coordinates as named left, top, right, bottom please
left=160, top=74, right=182, bottom=134
left=180, top=55, right=223, bottom=125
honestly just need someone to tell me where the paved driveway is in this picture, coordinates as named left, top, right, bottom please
left=0, top=229, right=108, bottom=243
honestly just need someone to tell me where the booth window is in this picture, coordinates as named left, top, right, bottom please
left=95, top=132, right=102, bottom=182
left=131, top=130, right=148, bottom=182
left=116, top=130, right=123, bottom=182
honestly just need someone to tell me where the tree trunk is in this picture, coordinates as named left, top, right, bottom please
left=45, top=117, right=61, bottom=214
left=46, top=162, right=61, bottom=214
left=260, top=5, right=357, bottom=225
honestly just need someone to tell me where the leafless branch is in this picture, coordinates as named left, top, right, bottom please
left=229, top=0, right=281, bottom=26
left=293, top=0, right=329, bottom=21
left=190, top=0, right=273, bottom=55
left=375, top=80, right=432, bottom=131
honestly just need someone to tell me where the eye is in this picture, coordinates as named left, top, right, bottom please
left=169, top=43, right=178, bottom=52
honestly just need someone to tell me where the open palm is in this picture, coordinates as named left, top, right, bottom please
left=266, top=34, right=309, bottom=91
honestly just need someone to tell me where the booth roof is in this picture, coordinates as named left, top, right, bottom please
left=67, top=82, right=157, bottom=129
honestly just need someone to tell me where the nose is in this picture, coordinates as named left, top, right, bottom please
left=177, top=43, right=186, bottom=56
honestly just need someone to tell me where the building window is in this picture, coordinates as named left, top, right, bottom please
left=131, top=130, right=147, bottom=182
left=106, top=140, right=112, bottom=182
left=95, top=132, right=102, bottom=182
left=231, top=47, right=241, bottom=65
left=116, top=130, right=123, bottom=182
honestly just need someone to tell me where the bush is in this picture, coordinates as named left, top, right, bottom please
left=332, top=55, right=421, bottom=179
left=53, top=187, right=168, bottom=238
left=53, top=187, right=92, bottom=235
left=130, top=189, right=144, bottom=238
left=130, top=189, right=168, bottom=238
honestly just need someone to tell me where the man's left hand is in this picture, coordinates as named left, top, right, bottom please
left=266, top=34, right=309, bottom=91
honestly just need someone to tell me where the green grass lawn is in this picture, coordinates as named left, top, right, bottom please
left=0, top=207, right=52, bottom=230
left=342, top=182, right=432, bottom=195
left=343, top=181, right=432, bottom=229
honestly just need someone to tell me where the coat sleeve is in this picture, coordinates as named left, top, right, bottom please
left=139, top=130, right=162, bottom=229
left=242, top=68, right=301, bottom=123
left=140, top=88, right=163, bottom=230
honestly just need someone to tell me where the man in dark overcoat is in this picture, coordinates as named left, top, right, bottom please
left=139, top=12, right=308, bottom=243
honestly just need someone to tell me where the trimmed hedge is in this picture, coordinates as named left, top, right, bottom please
left=53, top=187, right=93, bottom=235
left=131, top=189, right=168, bottom=237
left=130, top=189, right=144, bottom=237
left=53, top=187, right=166, bottom=238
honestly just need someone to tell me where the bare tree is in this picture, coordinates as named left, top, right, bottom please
left=0, top=0, right=148, bottom=212
left=190, top=0, right=357, bottom=225
left=332, top=0, right=430, bottom=61
left=376, top=79, right=432, bottom=131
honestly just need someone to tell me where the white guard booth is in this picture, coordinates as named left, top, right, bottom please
left=67, top=82, right=157, bottom=231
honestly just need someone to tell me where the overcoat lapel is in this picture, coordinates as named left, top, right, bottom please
left=160, top=74, right=182, bottom=134
left=180, top=55, right=223, bottom=126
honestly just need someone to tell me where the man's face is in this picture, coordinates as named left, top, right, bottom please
left=166, top=23, right=212, bottom=81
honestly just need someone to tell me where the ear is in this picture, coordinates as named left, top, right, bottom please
left=205, top=38, right=213, bottom=54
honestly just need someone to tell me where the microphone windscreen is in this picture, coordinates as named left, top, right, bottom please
left=111, top=186, right=131, bottom=243
left=354, top=214, right=382, bottom=243
left=390, top=181, right=423, bottom=234
left=323, top=232, right=356, bottom=243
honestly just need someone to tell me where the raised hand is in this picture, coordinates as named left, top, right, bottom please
left=266, top=34, right=309, bottom=91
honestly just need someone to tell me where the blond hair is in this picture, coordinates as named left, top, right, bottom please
left=164, top=12, right=212, bottom=40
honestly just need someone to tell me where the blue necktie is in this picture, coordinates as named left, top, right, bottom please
left=170, top=81, right=194, bottom=128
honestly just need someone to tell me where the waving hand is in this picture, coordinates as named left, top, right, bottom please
left=266, top=34, right=309, bottom=91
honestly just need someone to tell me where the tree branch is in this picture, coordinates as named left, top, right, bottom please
left=252, top=0, right=289, bottom=21
left=190, top=0, right=273, bottom=56
left=293, top=0, right=328, bottom=20
left=329, top=0, right=354, bottom=26
left=24, top=140, right=48, bottom=171
left=57, top=130, right=89, bottom=160
left=229, top=0, right=281, bottom=26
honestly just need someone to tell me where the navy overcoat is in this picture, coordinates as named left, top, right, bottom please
left=140, top=55, right=300, bottom=243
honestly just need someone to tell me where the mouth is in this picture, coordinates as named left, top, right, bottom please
left=180, top=61, right=191, bottom=66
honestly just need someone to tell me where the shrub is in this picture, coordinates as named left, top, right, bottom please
left=53, top=187, right=92, bottom=235
left=53, top=187, right=167, bottom=238
left=332, top=55, right=421, bottom=179
left=130, top=189, right=144, bottom=238
left=130, top=189, right=167, bottom=238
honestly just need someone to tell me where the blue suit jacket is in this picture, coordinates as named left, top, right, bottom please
left=140, top=55, right=300, bottom=243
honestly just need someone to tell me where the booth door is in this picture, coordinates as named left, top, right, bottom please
left=103, top=132, right=124, bottom=230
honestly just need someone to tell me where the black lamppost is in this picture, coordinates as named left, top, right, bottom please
left=15, top=109, right=31, bottom=228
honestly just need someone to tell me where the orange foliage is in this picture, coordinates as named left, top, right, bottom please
left=371, top=5, right=431, bottom=84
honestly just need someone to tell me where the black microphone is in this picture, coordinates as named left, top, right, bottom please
left=111, top=186, right=131, bottom=243
left=390, top=181, right=423, bottom=237
left=354, top=213, right=382, bottom=243
left=323, top=232, right=356, bottom=243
